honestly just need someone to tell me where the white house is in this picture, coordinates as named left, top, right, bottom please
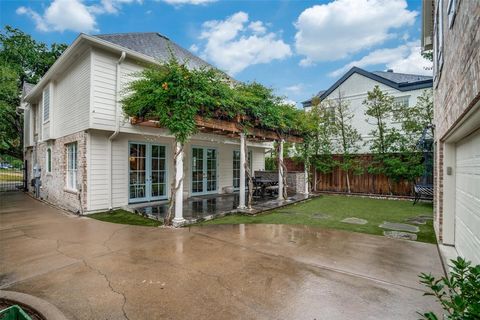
left=302, top=67, right=433, bottom=153
left=21, top=32, right=298, bottom=224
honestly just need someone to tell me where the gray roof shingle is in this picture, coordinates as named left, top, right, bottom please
left=94, top=32, right=212, bottom=70
left=371, top=71, right=432, bottom=84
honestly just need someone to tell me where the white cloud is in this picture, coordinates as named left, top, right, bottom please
left=195, top=11, right=291, bottom=75
left=294, top=0, right=417, bottom=66
left=248, top=21, right=266, bottom=35
left=161, top=0, right=216, bottom=5
left=330, top=41, right=433, bottom=77
left=16, top=0, right=141, bottom=33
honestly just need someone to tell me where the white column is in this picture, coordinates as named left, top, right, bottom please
left=278, top=139, right=284, bottom=200
left=173, top=142, right=186, bottom=226
left=238, top=133, right=246, bottom=209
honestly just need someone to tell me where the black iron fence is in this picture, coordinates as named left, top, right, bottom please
left=0, top=163, right=26, bottom=192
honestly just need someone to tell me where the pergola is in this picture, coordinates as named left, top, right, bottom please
left=131, top=116, right=306, bottom=226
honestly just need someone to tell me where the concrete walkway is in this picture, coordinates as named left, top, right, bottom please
left=0, top=192, right=444, bottom=319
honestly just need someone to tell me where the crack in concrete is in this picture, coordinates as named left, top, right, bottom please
left=82, top=260, right=130, bottom=320
left=102, top=226, right=129, bottom=251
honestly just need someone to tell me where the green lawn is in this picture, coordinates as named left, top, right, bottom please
left=89, top=209, right=162, bottom=227
left=198, top=194, right=436, bottom=243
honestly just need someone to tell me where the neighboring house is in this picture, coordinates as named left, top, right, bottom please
left=19, top=32, right=272, bottom=217
left=422, top=0, right=480, bottom=264
left=302, top=67, right=433, bottom=153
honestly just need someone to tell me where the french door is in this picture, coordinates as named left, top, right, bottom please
left=191, top=147, right=217, bottom=195
left=129, top=142, right=168, bottom=203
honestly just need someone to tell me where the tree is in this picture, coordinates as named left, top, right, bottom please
left=364, top=86, right=426, bottom=194
left=299, top=97, right=336, bottom=191
left=123, top=59, right=235, bottom=224
left=0, top=26, right=67, bottom=159
left=328, top=92, right=362, bottom=193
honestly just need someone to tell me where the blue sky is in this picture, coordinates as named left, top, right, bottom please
left=1, top=0, right=432, bottom=106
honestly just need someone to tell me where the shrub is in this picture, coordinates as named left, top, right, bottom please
left=418, top=257, right=480, bottom=319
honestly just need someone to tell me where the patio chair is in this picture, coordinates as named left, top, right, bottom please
left=413, top=184, right=433, bottom=205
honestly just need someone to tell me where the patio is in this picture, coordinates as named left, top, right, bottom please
left=0, top=192, right=444, bottom=319
left=131, top=191, right=312, bottom=224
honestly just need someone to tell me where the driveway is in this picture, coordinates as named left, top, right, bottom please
left=1, top=192, right=444, bottom=319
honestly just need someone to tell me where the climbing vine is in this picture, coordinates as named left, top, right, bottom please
left=122, top=59, right=308, bottom=224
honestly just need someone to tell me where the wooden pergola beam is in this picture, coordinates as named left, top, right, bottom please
left=131, top=116, right=303, bottom=143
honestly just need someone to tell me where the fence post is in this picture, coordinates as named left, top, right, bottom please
left=24, top=160, right=28, bottom=191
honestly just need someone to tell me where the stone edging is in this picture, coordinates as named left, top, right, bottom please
left=0, top=290, right=69, bottom=320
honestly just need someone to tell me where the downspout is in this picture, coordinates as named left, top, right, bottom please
left=107, top=51, right=126, bottom=210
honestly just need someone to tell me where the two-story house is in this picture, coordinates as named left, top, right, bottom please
left=21, top=32, right=276, bottom=222
left=302, top=67, right=433, bottom=153
left=422, top=0, right=480, bottom=264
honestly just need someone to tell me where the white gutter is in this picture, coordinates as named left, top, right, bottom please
left=107, top=51, right=126, bottom=210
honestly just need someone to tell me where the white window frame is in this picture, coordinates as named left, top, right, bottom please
left=434, top=0, right=444, bottom=81
left=66, top=143, right=77, bottom=190
left=43, top=86, right=50, bottom=123
left=447, top=0, right=457, bottom=29
left=46, top=147, right=52, bottom=173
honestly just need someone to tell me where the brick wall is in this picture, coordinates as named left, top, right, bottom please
left=433, top=1, right=480, bottom=241
left=25, top=131, right=88, bottom=213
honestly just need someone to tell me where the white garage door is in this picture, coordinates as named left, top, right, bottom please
left=455, top=129, right=480, bottom=264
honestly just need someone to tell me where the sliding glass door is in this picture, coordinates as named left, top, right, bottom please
left=129, top=142, right=167, bottom=203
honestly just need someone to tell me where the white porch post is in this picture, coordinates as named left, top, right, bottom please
left=238, top=133, right=246, bottom=209
left=173, top=141, right=186, bottom=226
left=277, top=139, right=284, bottom=200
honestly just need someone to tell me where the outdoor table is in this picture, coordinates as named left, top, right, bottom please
left=253, top=179, right=278, bottom=197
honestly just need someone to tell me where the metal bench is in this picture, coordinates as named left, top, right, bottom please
left=413, top=184, right=433, bottom=205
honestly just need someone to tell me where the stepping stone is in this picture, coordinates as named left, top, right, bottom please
left=312, top=213, right=331, bottom=220
left=341, top=217, right=368, bottom=225
left=383, top=231, right=417, bottom=241
left=405, top=215, right=433, bottom=225
left=379, top=221, right=419, bottom=233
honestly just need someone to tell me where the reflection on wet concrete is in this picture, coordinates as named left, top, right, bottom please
left=134, top=192, right=311, bottom=224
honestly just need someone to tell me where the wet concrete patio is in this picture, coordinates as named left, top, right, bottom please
left=132, top=192, right=311, bottom=224
left=0, top=192, right=444, bottom=319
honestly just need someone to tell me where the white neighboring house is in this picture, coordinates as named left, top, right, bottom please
left=302, top=67, right=433, bottom=153
left=20, top=32, right=275, bottom=219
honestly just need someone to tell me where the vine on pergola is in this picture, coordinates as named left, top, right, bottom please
left=122, top=59, right=308, bottom=225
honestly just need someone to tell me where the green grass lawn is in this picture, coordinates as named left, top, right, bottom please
left=198, top=194, right=436, bottom=243
left=89, top=209, right=162, bottom=227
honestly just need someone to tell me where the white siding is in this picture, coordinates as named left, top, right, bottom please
left=307, top=73, right=429, bottom=153
left=87, top=130, right=267, bottom=211
left=54, top=50, right=91, bottom=137
left=455, top=129, right=480, bottom=264
left=91, top=49, right=143, bottom=131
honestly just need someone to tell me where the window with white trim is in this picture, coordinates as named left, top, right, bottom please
left=393, top=96, right=410, bottom=109
left=434, top=0, right=444, bottom=78
left=43, top=87, right=50, bottom=122
left=46, top=148, right=52, bottom=173
left=66, top=143, right=77, bottom=190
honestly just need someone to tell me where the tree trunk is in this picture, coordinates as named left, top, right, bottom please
left=244, top=140, right=254, bottom=209
left=165, top=141, right=184, bottom=226
left=346, top=171, right=351, bottom=193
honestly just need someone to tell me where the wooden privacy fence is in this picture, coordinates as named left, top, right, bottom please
left=284, top=155, right=421, bottom=197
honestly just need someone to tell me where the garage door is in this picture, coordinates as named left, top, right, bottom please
left=455, top=129, right=480, bottom=264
